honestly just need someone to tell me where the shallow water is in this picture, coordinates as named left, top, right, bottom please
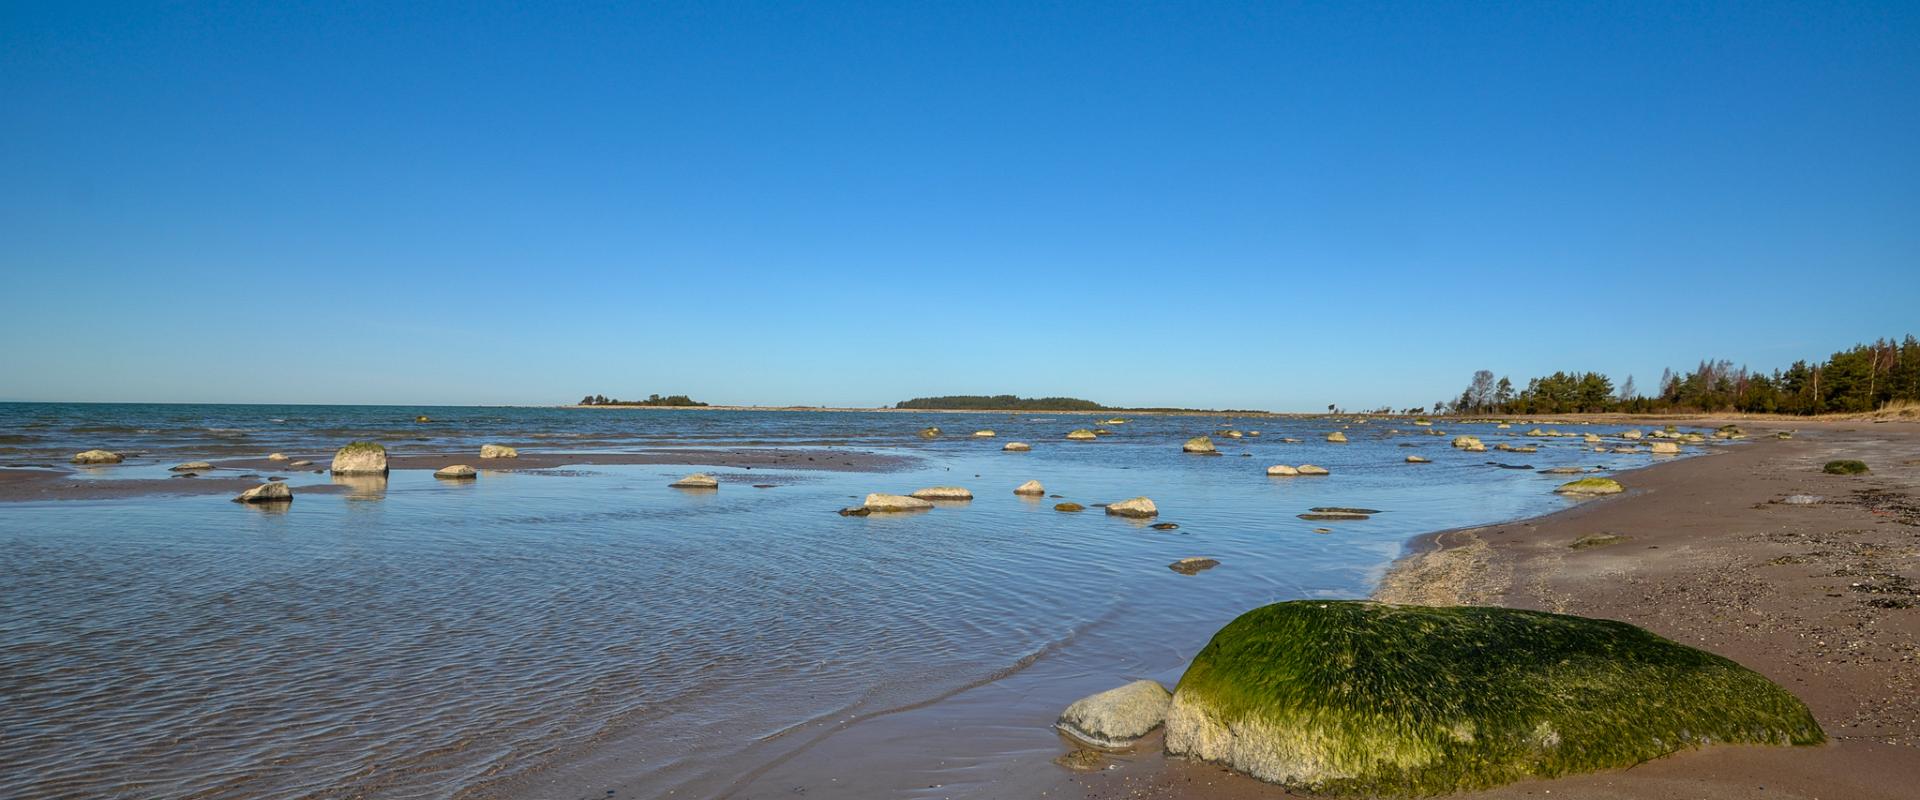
left=0, top=405, right=1711, bottom=799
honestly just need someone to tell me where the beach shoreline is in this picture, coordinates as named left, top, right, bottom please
left=1070, top=418, right=1920, bottom=799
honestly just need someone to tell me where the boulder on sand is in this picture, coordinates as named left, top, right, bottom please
left=1183, top=436, right=1217, bottom=453
left=670, top=473, right=719, bottom=489
left=1003, top=442, right=1033, bottom=451
left=330, top=442, right=388, bottom=475
left=1162, top=601, right=1821, bottom=795
left=480, top=444, right=519, bottom=459
left=435, top=465, right=477, bottom=480
left=1106, top=497, right=1159, bottom=518
left=1556, top=477, right=1625, bottom=495
left=1057, top=680, right=1173, bottom=749
left=863, top=493, right=934, bottom=512
left=1014, top=479, right=1045, bottom=495
left=71, top=449, right=122, bottom=464
left=233, top=482, right=292, bottom=504
left=909, top=486, right=973, bottom=501
left=1266, top=465, right=1299, bottom=476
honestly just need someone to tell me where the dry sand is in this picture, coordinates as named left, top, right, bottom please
left=1071, top=419, right=1920, bottom=799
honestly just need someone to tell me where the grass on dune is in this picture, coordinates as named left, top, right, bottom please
left=1172, top=601, right=1823, bottom=797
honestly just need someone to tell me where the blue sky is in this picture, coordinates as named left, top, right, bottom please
left=3, top=1, right=1915, bottom=409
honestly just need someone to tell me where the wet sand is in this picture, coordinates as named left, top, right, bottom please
left=0, top=448, right=914, bottom=502
left=1071, top=419, right=1920, bottom=799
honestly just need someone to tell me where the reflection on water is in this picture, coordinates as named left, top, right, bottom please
left=0, top=406, right=1722, bottom=799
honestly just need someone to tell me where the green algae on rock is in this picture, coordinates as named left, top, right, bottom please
left=1823, top=459, right=1870, bottom=475
left=1554, top=477, right=1623, bottom=495
left=1163, top=601, right=1822, bottom=796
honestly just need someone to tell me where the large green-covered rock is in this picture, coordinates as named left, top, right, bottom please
left=1165, top=601, right=1822, bottom=796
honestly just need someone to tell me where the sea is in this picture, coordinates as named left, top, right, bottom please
left=0, top=403, right=1710, bottom=799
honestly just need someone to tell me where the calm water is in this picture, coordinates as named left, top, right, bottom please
left=0, top=404, right=1711, bottom=799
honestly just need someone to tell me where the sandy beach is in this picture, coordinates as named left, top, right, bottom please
left=1069, top=418, right=1920, bottom=799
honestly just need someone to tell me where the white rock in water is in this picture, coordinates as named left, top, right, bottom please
left=170, top=461, right=213, bottom=472
left=267, top=452, right=289, bottom=461
left=1266, top=465, right=1299, bottom=476
left=1650, top=441, right=1681, bottom=454
left=909, top=486, right=973, bottom=501
left=1406, top=455, right=1430, bottom=463
left=480, top=444, right=518, bottom=459
left=670, top=473, right=719, bottom=489
left=435, top=465, right=477, bottom=479
left=71, top=449, right=122, bottom=464
left=863, top=493, right=934, bottom=512
left=1106, top=497, right=1158, bottom=518
left=233, top=482, right=292, bottom=503
left=972, top=430, right=996, bottom=437
left=1326, top=432, right=1348, bottom=443
left=1296, top=464, right=1330, bottom=475
left=1003, top=442, right=1032, bottom=451
left=1621, top=429, right=1644, bottom=440
left=1056, top=680, right=1173, bottom=749
left=1014, top=480, right=1045, bottom=495
left=1451, top=436, right=1483, bottom=449
left=1182, top=436, right=1216, bottom=453
left=1066, top=429, right=1098, bottom=441
left=330, top=442, right=388, bottom=474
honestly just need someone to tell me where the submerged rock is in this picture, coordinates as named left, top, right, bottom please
left=330, top=441, right=388, bottom=475
left=480, top=444, right=519, bottom=459
left=170, top=461, right=213, bottom=472
left=233, top=482, right=292, bottom=504
left=71, top=449, right=122, bottom=464
left=1151, top=522, right=1179, bottom=530
left=919, top=426, right=942, bottom=439
left=670, top=473, right=720, bottom=489
left=1054, top=502, right=1085, bottom=512
left=1183, top=436, right=1217, bottom=453
left=1556, top=477, right=1624, bottom=495
left=1163, top=601, right=1823, bottom=795
left=909, top=486, right=973, bottom=501
left=863, top=493, right=933, bottom=512
left=1298, top=512, right=1369, bottom=521
left=1106, top=497, right=1158, bottom=518
left=1014, top=479, right=1045, bottom=496
left=1057, top=680, right=1173, bottom=749
left=1169, top=557, right=1221, bottom=575
left=435, top=465, right=477, bottom=480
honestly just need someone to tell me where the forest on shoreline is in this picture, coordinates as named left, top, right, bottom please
left=1439, top=335, right=1919, bottom=416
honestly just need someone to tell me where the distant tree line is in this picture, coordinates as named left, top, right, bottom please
left=579, top=393, right=710, bottom=407
left=895, top=394, right=1106, bottom=411
left=1438, top=335, right=1920, bottom=416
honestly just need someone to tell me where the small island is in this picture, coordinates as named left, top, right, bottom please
left=578, top=393, right=709, bottom=407
left=895, top=395, right=1105, bottom=411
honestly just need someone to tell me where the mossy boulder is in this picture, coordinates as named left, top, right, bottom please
left=1822, top=459, right=1869, bottom=475
left=329, top=441, right=388, bottom=475
left=1555, top=477, right=1623, bottom=495
left=1164, top=601, right=1822, bottom=796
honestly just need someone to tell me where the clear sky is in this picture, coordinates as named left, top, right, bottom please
left=2, top=1, right=1915, bottom=410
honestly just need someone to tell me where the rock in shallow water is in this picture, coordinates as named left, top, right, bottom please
left=435, top=465, right=477, bottom=480
left=1169, top=557, right=1219, bottom=575
left=233, top=482, right=292, bottom=504
left=909, top=486, right=972, bottom=501
left=1163, top=601, right=1823, bottom=795
left=862, top=493, right=933, bottom=512
left=330, top=442, right=388, bottom=475
left=170, top=461, right=212, bottom=472
left=1105, top=497, right=1158, bottom=518
left=1056, top=680, right=1172, bottom=749
left=1014, top=479, right=1045, bottom=495
left=1003, top=442, right=1033, bottom=452
left=1555, top=477, right=1624, bottom=495
left=1182, top=436, right=1216, bottom=453
left=670, top=473, right=719, bottom=489
left=1054, top=502, right=1085, bottom=512
left=480, top=444, right=519, bottom=459
left=72, top=449, right=122, bottom=464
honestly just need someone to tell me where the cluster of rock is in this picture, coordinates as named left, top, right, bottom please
left=480, top=444, right=518, bottom=459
